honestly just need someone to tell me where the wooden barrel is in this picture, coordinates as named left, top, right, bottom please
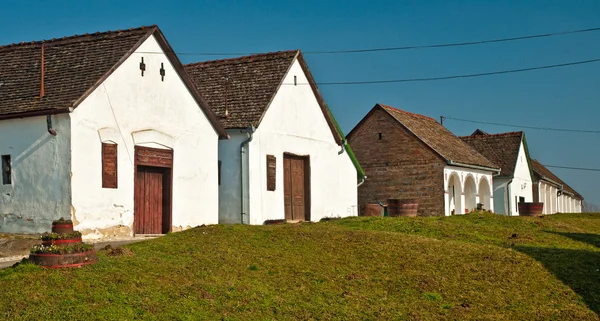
left=29, top=250, right=98, bottom=269
left=518, top=202, right=544, bottom=217
left=52, top=222, right=74, bottom=234
left=363, top=204, right=383, bottom=217
left=387, top=199, right=418, bottom=217
left=42, top=237, right=83, bottom=247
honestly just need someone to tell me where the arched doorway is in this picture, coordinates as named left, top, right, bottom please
left=478, top=177, right=491, bottom=212
left=447, top=173, right=462, bottom=215
left=464, top=175, right=477, bottom=213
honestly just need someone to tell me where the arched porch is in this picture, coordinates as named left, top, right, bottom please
left=447, top=173, right=462, bottom=215
left=464, top=175, right=477, bottom=213
left=478, top=177, right=492, bottom=212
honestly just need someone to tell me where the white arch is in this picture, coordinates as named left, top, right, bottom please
left=478, top=176, right=492, bottom=212
left=464, top=175, right=477, bottom=213
left=447, top=172, right=462, bottom=215
left=97, top=127, right=121, bottom=144
left=132, top=129, right=175, bottom=150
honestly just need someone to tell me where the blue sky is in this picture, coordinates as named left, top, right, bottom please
left=2, top=1, right=599, bottom=206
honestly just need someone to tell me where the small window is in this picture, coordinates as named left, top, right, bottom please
left=218, top=160, right=222, bottom=186
left=266, top=155, right=276, bottom=191
left=1, top=155, right=11, bottom=185
left=102, top=143, right=118, bottom=189
left=378, top=133, right=382, bottom=140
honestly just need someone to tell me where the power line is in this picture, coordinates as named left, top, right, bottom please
left=134, top=26, right=600, bottom=56
left=443, top=116, right=600, bottom=134
left=305, top=26, right=600, bottom=55
left=544, top=165, right=600, bottom=172
left=277, top=57, right=600, bottom=86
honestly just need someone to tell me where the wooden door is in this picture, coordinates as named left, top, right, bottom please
left=283, top=154, right=310, bottom=221
left=134, top=166, right=165, bottom=234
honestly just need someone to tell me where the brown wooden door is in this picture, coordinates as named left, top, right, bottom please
left=283, top=154, right=309, bottom=221
left=134, top=166, right=165, bottom=234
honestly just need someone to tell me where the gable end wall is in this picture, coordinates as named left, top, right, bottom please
left=348, top=108, right=446, bottom=216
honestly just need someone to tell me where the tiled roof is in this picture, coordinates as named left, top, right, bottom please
left=0, top=25, right=228, bottom=138
left=0, top=26, right=153, bottom=117
left=377, top=104, right=499, bottom=170
left=184, top=50, right=298, bottom=129
left=531, top=159, right=583, bottom=200
left=460, top=130, right=524, bottom=177
left=184, top=50, right=343, bottom=144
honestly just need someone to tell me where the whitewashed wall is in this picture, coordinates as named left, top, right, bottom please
left=0, top=115, right=71, bottom=233
left=218, top=131, right=249, bottom=224
left=507, top=142, right=534, bottom=216
left=491, top=142, right=533, bottom=216
left=492, top=177, right=510, bottom=214
left=239, top=59, right=358, bottom=225
left=443, top=165, right=494, bottom=216
left=70, top=34, right=220, bottom=239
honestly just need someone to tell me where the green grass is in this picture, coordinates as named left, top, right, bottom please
left=1, top=213, right=599, bottom=320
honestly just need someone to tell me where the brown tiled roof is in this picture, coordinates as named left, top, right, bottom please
left=460, top=130, right=524, bottom=177
left=0, top=26, right=154, bottom=117
left=376, top=104, right=499, bottom=170
left=531, top=159, right=583, bottom=200
left=185, top=51, right=297, bottom=129
left=184, top=51, right=343, bottom=144
left=0, top=25, right=228, bottom=138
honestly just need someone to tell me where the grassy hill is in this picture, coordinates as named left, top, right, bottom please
left=1, top=213, right=599, bottom=320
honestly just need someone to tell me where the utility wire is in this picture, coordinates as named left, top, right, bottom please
left=279, top=57, right=600, bottom=86
left=306, top=26, right=600, bottom=54
left=543, top=165, right=600, bottom=172
left=442, top=115, right=600, bottom=134
left=133, top=26, right=600, bottom=56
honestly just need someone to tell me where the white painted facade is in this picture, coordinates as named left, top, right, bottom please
left=218, top=59, right=358, bottom=225
left=536, top=180, right=582, bottom=214
left=443, top=166, right=494, bottom=216
left=0, top=115, right=71, bottom=233
left=492, top=142, right=533, bottom=216
left=0, top=34, right=221, bottom=238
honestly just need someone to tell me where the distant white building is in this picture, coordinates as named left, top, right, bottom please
left=0, top=25, right=228, bottom=238
left=461, top=130, right=534, bottom=216
left=185, top=50, right=364, bottom=225
left=531, top=159, right=583, bottom=213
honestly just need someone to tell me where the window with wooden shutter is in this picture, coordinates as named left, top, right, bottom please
left=266, top=155, right=276, bottom=191
left=102, top=143, right=118, bottom=189
left=218, top=160, right=222, bottom=186
left=1, top=155, right=11, bottom=185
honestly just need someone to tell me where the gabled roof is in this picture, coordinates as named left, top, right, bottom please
left=0, top=25, right=228, bottom=138
left=184, top=50, right=343, bottom=145
left=460, top=130, right=529, bottom=177
left=531, top=159, right=583, bottom=200
left=348, top=104, right=499, bottom=171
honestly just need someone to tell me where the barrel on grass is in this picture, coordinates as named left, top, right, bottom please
left=518, top=202, right=544, bottom=217
left=363, top=204, right=383, bottom=217
left=52, top=221, right=74, bottom=234
left=29, top=250, right=98, bottom=269
left=387, top=199, right=418, bottom=217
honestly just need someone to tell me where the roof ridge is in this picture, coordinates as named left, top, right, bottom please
left=185, top=49, right=300, bottom=67
left=459, top=131, right=523, bottom=139
left=378, top=103, right=437, bottom=122
left=0, top=25, right=157, bottom=49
